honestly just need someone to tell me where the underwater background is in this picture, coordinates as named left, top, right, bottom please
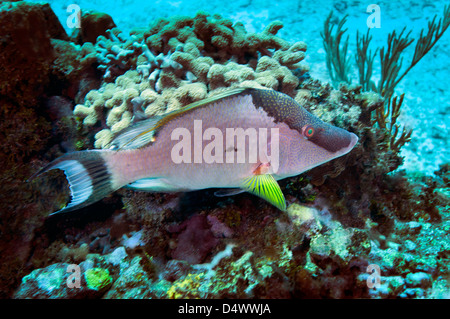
left=0, top=0, right=449, bottom=299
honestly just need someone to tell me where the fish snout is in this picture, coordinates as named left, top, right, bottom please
left=307, top=123, right=358, bottom=155
left=332, top=129, right=358, bottom=155
left=347, top=132, right=358, bottom=152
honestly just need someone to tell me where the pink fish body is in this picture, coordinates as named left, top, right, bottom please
left=34, top=88, right=358, bottom=214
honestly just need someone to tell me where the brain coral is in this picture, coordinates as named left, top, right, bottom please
left=74, top=12, right=308, bottom=149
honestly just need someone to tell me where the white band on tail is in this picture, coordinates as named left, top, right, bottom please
left=56, top=160, right=93, bottom=209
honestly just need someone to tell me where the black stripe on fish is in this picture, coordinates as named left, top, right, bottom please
left=246, top=88, right=355, bottom=153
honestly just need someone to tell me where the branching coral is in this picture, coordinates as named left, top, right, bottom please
left=355, top=30, right=377, bottom=92
left=291, top=78, right=447, bottom=234
left=323, top=6, right=450, bottom=154
left=95, top=28, right=144, bottom=81
left=374, top=94, right=412, bottom=153
left=321, top=12, right=351, bottom=87
left=74, top=69, right=209, bottom=148
left=325, top=5, right=450, bottom=98
left=136, top=44, right=184, bottom=92
left=377, top=4, right=450, bottom=100
left=143, top=13, right=292, bottom=63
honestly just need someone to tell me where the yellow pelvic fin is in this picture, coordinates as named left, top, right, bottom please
left=241, top=174, right=286, bottom=211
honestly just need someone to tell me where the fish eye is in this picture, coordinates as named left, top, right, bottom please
left=302, top=125, right=315, bottom=139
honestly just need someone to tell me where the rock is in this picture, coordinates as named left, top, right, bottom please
left=160, top=260, right=193, bottom=282
left=44, top=96, right=74, bottom=121
left=0, top=1, right=60, bottom=105
left=367, top=282, right=391, bottom=298
left=105, top=247, right=128, bottom=267
left=399, top=288, right=425, bottom=298
left=309, top=220, right=371, bottom=269
left=407, top=221, right=422, bottom=234
left=405, top=272, right=432, bottom=288
left=207, top=214, right=234, bottom=238
left=0, top=2, right=73, bottom=104
left=103, top=256, right=152, bottom=298
left=286, top=203, right=316, bottom=226
left=13, top=263, right=110, bottom=299
left=79, top=10, right=116, bottom=44
left=39, top=2, right=69, bottom=40
left=84, top=268, right=113, bottom=292
left=359, top=274, right=406, bottom=298
left=385, top=276, right=406, bottom=292
left=404, top=240, right=417, bottom=251
left=169, top=214, right=219, bottom=264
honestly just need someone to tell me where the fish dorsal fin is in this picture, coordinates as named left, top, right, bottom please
left=172, top=87, right=249, bottom=114
left=241, top=174, right=286, bottom=211
left=150, top=87, right=249, bottom=130
left=111, top=87, right=249, bottom=150
left=109, top=116, right=163, bottom=150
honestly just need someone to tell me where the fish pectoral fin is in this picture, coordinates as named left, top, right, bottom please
left=240, top=174, right=286, bottom=211
left=126, top=177, right=175, bottom=192
left=214, top=188, right=246, bottom=197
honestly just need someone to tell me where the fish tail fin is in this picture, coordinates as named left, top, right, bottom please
left=33, top=150, right=116, bottom=215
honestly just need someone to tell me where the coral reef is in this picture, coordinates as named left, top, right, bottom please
left=73, top=12, right=308, bottom=149
left=1, top=4, right=448, bottom=300
left=0, top=1, right=60, bottom=105
left=13, top=263, right=112, bottom=299
left=0, top=1, right=102, bottom=298
left=18, top=189, right=448, bottom=299
left=84, top=267, right=113, bottom=291
left=75, top=10, right=117, bottom=44
left=94, top=28, right=143, bottom=81
left=168, top=214, right=219, bottom=264
left=321, top=6, right=450, bottom=160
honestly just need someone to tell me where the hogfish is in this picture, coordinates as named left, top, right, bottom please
left=33, top=87, right=358, bottom=214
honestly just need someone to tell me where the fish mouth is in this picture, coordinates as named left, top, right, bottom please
left=329, top=132, right=358, bottom=159
left=332, top=132, right=358, bottom=157
left=336, top=132, right=358, bottom=155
